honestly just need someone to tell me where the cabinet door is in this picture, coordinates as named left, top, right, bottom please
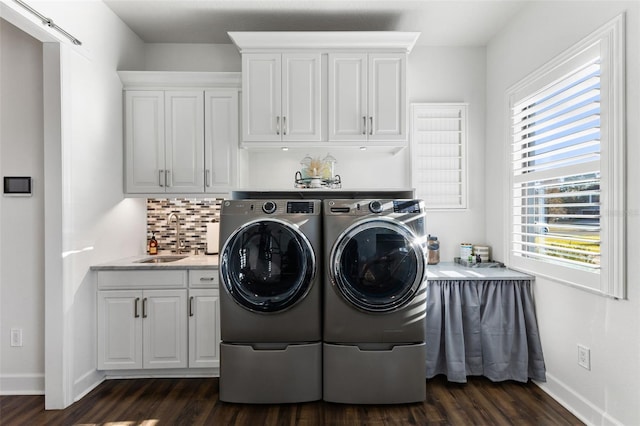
left=188, top=289, right=221, bottom=368
left=124, top=91, right=165, bottom=193
left=143, top=289, right=188, bottom=369
left=282, top=53, right=322, bottom=141
left=328, top=53, right=368, bottom=141
left=97, top=290, right=143, bottom=370
left=165, top=91, right=205, bottom=193
left=205, top=90, right=238, bottom=193
left=242, top=53, right=282, bottom=142
left=368, top=54, right=406, bottom=141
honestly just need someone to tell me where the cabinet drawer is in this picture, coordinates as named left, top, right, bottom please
left=97, top=270, right=187, bottom=289
left=189, top=269, right=219, bottom=288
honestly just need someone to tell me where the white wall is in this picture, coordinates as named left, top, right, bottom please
left=0, top=18, right=45, bottom=394
left=0, top=0, right=147, bottom=407
left=145, top=43, right=241, bottom=71
left=486, top=2, right=640, bottom=425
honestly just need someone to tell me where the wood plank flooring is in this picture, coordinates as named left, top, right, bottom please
left=0, top=376, right=584, bottom=425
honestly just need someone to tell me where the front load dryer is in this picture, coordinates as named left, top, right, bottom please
left=218, top=199, right=322, bottom=403
left=323, top=199, right=428, bottom=404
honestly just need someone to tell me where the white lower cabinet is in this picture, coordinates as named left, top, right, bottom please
left=188, top=289, right=220, bottom=368
left=97, top=289, right=188, bottom=370
left=97, top=269, right=220, bottom=372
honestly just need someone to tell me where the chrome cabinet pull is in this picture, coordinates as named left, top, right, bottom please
left=142, top=298, right=148, bottom=318
left=165, top=170, right=171, bottom=187
left=283, top=116, right=287, bottom=135
left=369, top=117, right=373, bottom=135
left=205, top=169, right=211, bottom=187
left=362, top=116, right=367, bottom=135
left=199, top=277, right=215, bottom=282
left=159, top=170, right=164, bottom=187
left=134, top=297, right=140, bottom=318
left=189, top=296, right=194, bottom=317
left=276, top=116, right=280, bottom=135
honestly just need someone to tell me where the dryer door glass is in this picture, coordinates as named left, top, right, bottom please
left=331, top=220, right=425, bottom=312
left=221, top=219, right=316, bottom=313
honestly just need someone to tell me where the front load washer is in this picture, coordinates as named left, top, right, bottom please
left=323, top=199, right=428, bottom=404
left=218, top=199, right=322, bottom=403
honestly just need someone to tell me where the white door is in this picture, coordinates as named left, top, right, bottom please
left=368, top=54, right=406, bottom=141
left=97, top=290, right=142, bottom=370
left=204, top=90, right=238, bottom=193
left=124, top=91, right=165, bottom=193
left=188, top=289, right=221, bottom=368
left=282, top=53, right=322, bottom=141
left=165, top=91, right=205, bottom=193
left=328, top=53, right=368, bottom=141
left=143, top=289, right=188, bottom=369
left=242, top=53, right=282, bottom=142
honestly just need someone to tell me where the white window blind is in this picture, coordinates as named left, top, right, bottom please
left=511, top=58, right=602, bottom=274
left=507, top=15, right=625, bottom=298
left=410, top=103, right=467, bottom=209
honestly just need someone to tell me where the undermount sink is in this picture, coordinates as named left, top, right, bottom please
left=136, top=255, right=188, bottom=264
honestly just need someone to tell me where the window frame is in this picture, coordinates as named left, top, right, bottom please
left=505, top=14, right=626, bottom=298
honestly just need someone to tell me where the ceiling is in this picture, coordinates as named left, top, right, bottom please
left=103, top=0, right=528, bottom=46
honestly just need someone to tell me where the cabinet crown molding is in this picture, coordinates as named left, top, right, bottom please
left=228, top=31, right=421, bottom=53
left=118, top=71, right=241, bottom=89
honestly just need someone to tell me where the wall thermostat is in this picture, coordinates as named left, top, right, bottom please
left=3, top=176, right=32, bottom=196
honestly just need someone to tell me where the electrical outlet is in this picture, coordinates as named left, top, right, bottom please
left=578, top=344, right=590, bottom=370
left=10, top=329, right=23, bottom=347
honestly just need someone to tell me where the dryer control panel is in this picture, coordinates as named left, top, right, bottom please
left=325, top=199, right=424, bottom=216
left=393, top=200, right=422, bottom=214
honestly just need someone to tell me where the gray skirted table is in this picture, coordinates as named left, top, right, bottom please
left=426, top=262, right=546, bottom=383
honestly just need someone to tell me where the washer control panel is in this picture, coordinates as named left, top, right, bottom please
left=287, top=201, right=315, bottom=214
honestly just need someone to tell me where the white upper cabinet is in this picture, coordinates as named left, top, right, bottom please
left=328, top=53, right=406, bottom=142
left=242, top=54, right=281, bottom=141
left=242, top=53, right=322, bottom=143
left=165, top=91, right=205, bottom=193
left=328, top=53, right=367, bottom=141
left=229, top=32, right=419, bottom=148
left=124, top=91, right=165, bottom=194
left=368, top=54, right=406, bottom=141
left=125, top=90, right=204, bottom=194
left=204, top=90, right=239, bottom=193
left=282, top=53, right=323, bottom=141
left=120, top=71, right=241, bottom=195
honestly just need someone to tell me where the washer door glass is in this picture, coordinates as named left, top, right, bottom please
left=330, top=219, right=425, bottom=312
left=221, top=219, right=316, bottom=313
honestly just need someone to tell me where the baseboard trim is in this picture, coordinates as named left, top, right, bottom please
left=0, top=373, right=45, bottom=395
left=73, top=369, right=105, bottom=403
left=535, top=373, right=622, bottom=426
left=103, top=367, right=219, bottom=379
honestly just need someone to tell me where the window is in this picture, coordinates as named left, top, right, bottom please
left=411, top=103, right=468, bottom=209
left=507, top=15, right=625, bottom=298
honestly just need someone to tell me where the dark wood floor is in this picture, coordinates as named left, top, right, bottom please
left=0, top=376, right=583, bottom=425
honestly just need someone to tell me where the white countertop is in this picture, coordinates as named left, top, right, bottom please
left=427, top=262, right=533, bottom=281
left=91, top=253, right=219, bottom=271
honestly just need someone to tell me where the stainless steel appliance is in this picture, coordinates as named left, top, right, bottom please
left=322, top=199, right=428, bottom=404
left=218, top=199, right=322, bottom=403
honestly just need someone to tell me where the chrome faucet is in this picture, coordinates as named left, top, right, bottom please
left=167, top=213, right=184, bottom=254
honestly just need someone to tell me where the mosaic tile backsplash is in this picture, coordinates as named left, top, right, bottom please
left=147, top=198, right=222, bottom=253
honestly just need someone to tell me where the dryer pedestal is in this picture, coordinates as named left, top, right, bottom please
left=220, top=342, right=322, bottom=403
left=323, top=342, right=426, bottom=404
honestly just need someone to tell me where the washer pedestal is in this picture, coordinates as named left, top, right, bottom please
left=220, top=342, right=322, bottom=403
left=323, top=342, right=426, bottom=404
